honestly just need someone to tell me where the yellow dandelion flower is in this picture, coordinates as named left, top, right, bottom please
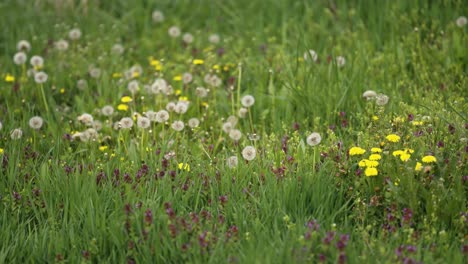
left=175, top=89, right=182, bottom=96
left=400, top=153, right=411, bottom=162
left=386, top=134, right=400, bottom=143
left=412, top=121, right=423, bottom=126
left=193, top=59, right=204, bottom=65
left=366, top=160, right=379, bottom=167
left=372, top=115, right=379, bottom=121
left=371, top=147, right=382, bottom=153
left=392, top=150, right=404, bottom=157
left=112, top=72, right=122, bottom=78
left=223, top=65, right=230, bottom=71
left=0, top=148, right=4, bottom=154
left=394, top=178, right=400, bottom=186
left=173, top=75, right=182, bottom=81
left=179, top=96, right=189, bottom=102
left=121, top=96, right=133, bottom=103
left=369, top=154, right=382, bottom=161
left=349, top=147, right=366, bottom=156
left=213, top=64, right=220, bottom=70
left=178, top=163, right=190, bottom=171
left=393, top=117, right=404, bottom=123
left=404, top=148, right=414, bottom=154
left=132, top=71, right=140, bottom=78
left=422, top=155, right=437, bottom=163
left=99, top=146, right=108, bottom=151
left=5, top=74, right=15, bottom=82
left=155, top=64, right=162, bottom=71
left=117, top=104, right=129, bottom=111
left=60, top=88, right=65, bottom=94
left=150, top=59, right=160, bottom=66
left=358, top=159, right=369, bottom=167
left=415, top=162, right=422, bottom=171
left=201, top=102, right=209, bottom=108
left=365, top=167, right=378, bottom=177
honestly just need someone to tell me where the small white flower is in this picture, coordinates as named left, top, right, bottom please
left=17, top=40, right=31, bottom=52
left=188, top=118, right=200, bottom=128
left=69, top=28, right=82, bottom=40
left=306, top=132, right=322, bottom=146
left=29, top=116, right=44, bottom=129
left=152, top=10, right=165, bottom=23
left=336, top=56, right=346, bottom=67
left=226, top=156, right=238, bottom=168
left=156, top=110, right=169, bottom=123
left=13, top=52, right=27, bottom=65
left=229, top=129, right=242, bottom=141
left=171, top=120, right=185, bottom=131
left=168, top=26, right=181, bottom=38
left=241, top=95, right=255, bottom=108
left=137, top=116, right=151, bottom=129
left=362, top=90, right=377, bottom=100
left=120, top=117, right=134, bottom=129
left=242, top=146, right=256, bottom=161
left=456, top=16, right=467, bottom=27
left=55, top=39, right=69, bottom=51
left=183, top=33, right=194, bottom=43
left=30, top=55, right=44, bottom=68
left=304, top=49, right=318, bottom=62
left=209, top=34, right=220, bottom=44
left=10, top=128, right=23, bottom=140
left=375, top=94, right=389, bottom=106
left=101, top=105, right=114, bottom=116
left=34, top=71, right=48, bottom=84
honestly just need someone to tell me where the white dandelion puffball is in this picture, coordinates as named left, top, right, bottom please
left=120, top=117, right=134, bottom=129
left=101, top=105, right=114, bottom=116
left=166, top=102, right=176, bottom=112
left=30, top=55, right=44, bottom=68
left=13, top=52, right=27, bottom=65
left=241, top=95, right=255, bottom=108
left=111, top=43, right=125, bottom=55
left=222, top=122, right=233, bottom=133
left=89, top=67, right=101, bottom=79
left=77, top=79, right=88, bottom=90
left=69, top=28, right=82, bottom=40
left=195, top=87, right=208, bottom=98
left=183, top=33, right=194, bottom=43
left=168, top=26, right=181, bottom=38
left=137, top=116, right=151, bottom=129
left=151, top=78, right=168, bottom=94
left=362, top=90, right=377, bottom=100
left=10, top=128, right=23, bottom=140
left=336, top=56, right=346, bottom=67
left=227, top=116, right=238, bottom=126
left=152, top=10, right=165, bottom=23
left=238, top=108, right=248, bottom=118
left=17, top=40, right=31, bottom=52
left=242, top=146, right=257, bottom=161
left=226, top=156, right=238, bottom=168
left=229, top=129, right=242, bottom=141
left=456, top=16, right=467, bottom=27
left=304, top=49, right=318, bottom=62
left=156, top=110, right=169, bottom=123
left=171, top=120, right=185, bottom=131
left=209, top=34, right=220, bottom=44
left=307, top=132, right=322, bottom=146
left=34, top=71, right=48, bottom=84
left=375, top=94, right=389, bottom=106
left=145, top=110, right=157, bottom=121
left=175, top=102, right=189, bottom=114
left=29, top=116, right=44, bottom=129
left=127, top=80, right=139, bottom=94
left=188, top=118, right=200, bottom=128
left=182, top=72, right=193, bottom=84
left=55, top=39, right=69, bottom=51
left=77, top=113, right=94, bottom=126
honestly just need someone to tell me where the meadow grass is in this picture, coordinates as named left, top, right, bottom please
left=0, top=0, right=467, bottom=263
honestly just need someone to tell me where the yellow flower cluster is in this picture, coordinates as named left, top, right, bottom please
left=386, top=134, right=400, bottom=143
left=422, top=155, right=437, bottom=163
left=349, top=147, right=366, bottom=156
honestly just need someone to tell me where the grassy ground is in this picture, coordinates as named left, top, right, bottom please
left=0, top=0, right=467, bottom=263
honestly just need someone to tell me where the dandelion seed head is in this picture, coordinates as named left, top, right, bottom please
left=77, top=113, right=94, bottom=126
left=69, top=28, right=82, bottom=40
left=229, top=129, right=242, bottom=141
left=182, top=72, right=193, bottom=84
left=152, top=10, right=165, bottom=23
left=241, top=95, right=255, bottom=108
left=156, top=110, right=169, bottom=123
left=209, top=34, right=220, bottom=44
left=137, top=116, right=151, bottom=129
left=195, top=87, right=208, bottom=98
left=242, top=146, right=256, bottom=161
left=226, top=156, right=238, bottom=168
left=13, top=52, right=27, bottom=65
left=238, top=108, right=248, bottom=118
left=30, top=55, right=44, bottom=68
left=77, top=79, right=88, bottom=90
left=188, top=118, right=200, bottom=128
left=166, top=102, right=176, bottom=112
left=168, top=26, right=181, bottom=38
left=456, top=16, right=467, bottom=27
left=111, top=43, right=125, bottom=55
left=304, top=49, right=318, bottom=62
left=171, top=120, right=185, bottom=131
left=183, top=33, right=194, bottom=43
left=375, top=94, right=389, bottom=106
left=17, top=40, right=31, bottom=52
left=29, top=116, right=44, bottom=129
left=222, top=122, right=233, bottom=133
left=120, top=117, right=134, bottom=129
left=362, top=90, right=377, bottom=100
left=127, top=80, right=139, bottom=94
left=55, top=39, right=69, bottom=51
left=34, top=71, right=48, bottom=84
left=306, top=132, right=322, bottom=146
left=101, top=105, right=114, bottom=116
left=336, top=56, right=346, bottom=67
left=10, top=128, right=23, bottom=140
